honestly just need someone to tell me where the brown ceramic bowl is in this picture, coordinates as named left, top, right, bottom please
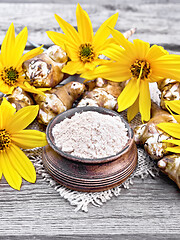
left=44, top=106, right=138, bottom=191
left=46, top=106, right=134, bottom=164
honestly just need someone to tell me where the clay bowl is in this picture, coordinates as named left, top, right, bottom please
left=46, top=106, right=133, bottom=163
left=43, top=106, right=138, bottom=192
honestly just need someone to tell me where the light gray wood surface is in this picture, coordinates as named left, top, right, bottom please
left=0, top=174, right=180, bottom=239
left=0, top=1, right=180, bottom=239
left=0, top=0, right=180, bottom=49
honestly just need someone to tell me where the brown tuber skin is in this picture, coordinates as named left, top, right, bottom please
left=134, top=102, right=180, bottom=188
left=3, top=87, right=34, bottom=111
left=78, top=78, right=125, bottom=110
left=158, top=78, right=180, bottom=110
left=158, top=154, right=180, bottom=189
left=23, top=45, right=68, bottom=88
left=33, top=82, right=86, bottom=125
left=134, top=102, right=176, bottom=160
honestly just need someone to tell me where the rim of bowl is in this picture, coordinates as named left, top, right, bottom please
left=46, top=106, right=134, bottom=164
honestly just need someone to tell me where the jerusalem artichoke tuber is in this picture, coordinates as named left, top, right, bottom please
left=23, top=45, right=68, bottom=88
left=77, top=78, right=125, bottom=110
left=134, top=102, right=176, bottom=160
left=158, top=154, right=180, bottom=189
left=33, top=82, right=85, bottom=125
left=158, top=78, right=180, bottom=110
left=3, top=87, right=34, bottom=111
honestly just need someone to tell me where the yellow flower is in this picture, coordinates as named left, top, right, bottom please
left=82, top=28, right=180, bottom=122
left=158, top=100, right=180, bottom=153
left=0, top=23, right=47, bottom=95
left=0, top=98, right=47, bottom=190
left=47, top=3, right=118, bottom=75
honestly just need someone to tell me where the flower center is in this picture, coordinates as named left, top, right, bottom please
left=0, top=129, right=11, bottom=151
left=130, top=60, right=151, bottom=80
left=1, top=67, right=19, bottom=86
left=79, top=43, right=95, bottom=63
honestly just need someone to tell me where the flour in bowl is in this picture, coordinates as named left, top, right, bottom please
left=52, top=111, right=129, bottom=159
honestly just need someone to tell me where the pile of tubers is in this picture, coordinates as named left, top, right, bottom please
left=2, top=28, right=134, bottom=125
left=1, top=44, right=125, bottom=125
left=2, top=45, right=86, bottom=125
left=1, top=28, right=180, bottom=190
left=134, top=90, right=180, bottom=189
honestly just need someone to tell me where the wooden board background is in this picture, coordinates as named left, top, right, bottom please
left=0, top=0, right=180, bottom=50
left=0, top=0, right=180, bottom=239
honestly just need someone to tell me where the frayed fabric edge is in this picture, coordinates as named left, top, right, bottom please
left=26, top=147, right=159, bottom=213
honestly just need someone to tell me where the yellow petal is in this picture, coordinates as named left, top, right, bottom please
left=0, top=149, right=22, bottom=190
left=84, top=62, right=96, bottom=71
left=0, top=169, right=2, bottom=180
left=84, top=59, right=107, bottom=71
left=0, top=58, right=3, bottom=71
left=11, top=129, right=47, bottom=149
left=163, top=139, right=180, bottom=145
left=1, top=23, right=15, bottom=67
left=149, top=73, right=165, bottom=83
left=139, top=80, right=151, bottom=122
left=0, top=97, right=16, bottom=129
left=7, top=105, right=39, bottom=133
left=164, top=100, right=180, bottom=123
left=165, top=100, right=180, bottom=115
left=153, top=68, right=180, bottom=81
left=15, top=74, right=25, bottom=85
left=76, top=3, right=93, bottom=42
left=14, top=26, right=28, bottom=64
left=165, top=146, right=180, bottom=153
left=117, top=77, right=140, bottom=112
left=147, top=44, right=168, bottom=61
left=127, top=96, right=139, bottom=122
left=100, top=37, right=116, bottom=50
left=63, top=44, right=79, bottom=62
left=152, top=56, right=180, bottom=68
left=81, top=62, right=131, bottom=81
left=0, top=159, right=2, bottom=180
left=93, top=58, right=113, bottom=66
left=93, top=13, right=118, bottom=49
left=109, top=30, right=138, bottom=61
left=7, top=144, right=36, bottom=183
left=16, top=46, right=43, bottom=69
left=109, top=27, right=133, bottom=50
left=19, top=82, right=49, bottom=96
left=133, top=39, right=150, bottom=59
left=170, top=115, right=180, bottom=123
left=0, top=81, right=15, bottom=95
left=157, top=122, right=180, bottom=139
left=55, top=14, right=81, bottom=45
left=62, top=61, right=85, bottom=75
left=100, top=43, right=130, bottom=62
left=151, top=55, right=180, bottom=81
left=46, top=31, right=77, bottom=50
left=33, top=87, right=51, bottom=92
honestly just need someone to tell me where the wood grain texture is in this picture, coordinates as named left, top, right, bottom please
left=0, top=173, right=180, bottom=238
left=0, top=1, right=180, bottom=239
left=0, top=1, right=180, bottom=51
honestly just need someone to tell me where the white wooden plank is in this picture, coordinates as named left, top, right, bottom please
left=0, top=2, right=180, bottom=49
left=0, top=174, right=180, bottom=236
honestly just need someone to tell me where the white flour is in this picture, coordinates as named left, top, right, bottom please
left=52, top=111, right=129, bottom=159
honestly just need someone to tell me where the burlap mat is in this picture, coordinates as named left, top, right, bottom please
left=24, top=83, right=160, bottom=212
